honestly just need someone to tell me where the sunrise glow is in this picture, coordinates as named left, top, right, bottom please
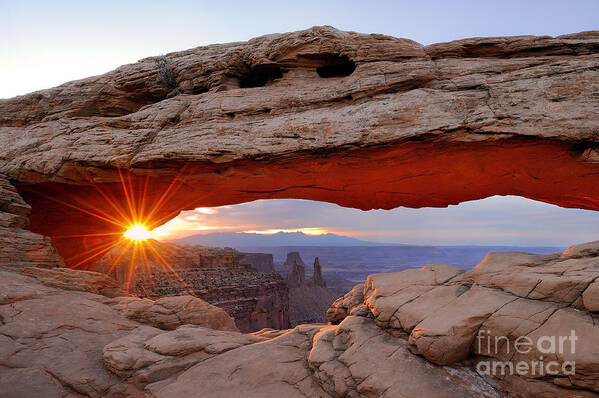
left=124, top=225, right=153, bottom=240
left=241, top=227, right=329, bottom=235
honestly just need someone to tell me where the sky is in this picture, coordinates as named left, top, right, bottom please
left=2, top=0, right=598, bottom=98
left=3, top=1, right=599, bottom=246
left=150, top=196, right=599, bottom=247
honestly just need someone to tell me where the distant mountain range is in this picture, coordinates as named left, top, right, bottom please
left=169, top=231, right=393, bottom=248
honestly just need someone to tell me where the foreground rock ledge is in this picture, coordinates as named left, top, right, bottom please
left=1, top=27, right=598, bottom=266
left=2, top=241, right=599, bottom=397
left=328, top=241, right=599, bottom=397
left=0, top=265, right=496, bottom=398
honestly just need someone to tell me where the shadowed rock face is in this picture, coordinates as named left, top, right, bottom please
left=0, top=26, right=598, bottom=266
left=281, top=251, right=306, bottom=275
left=285, top=257, right=307, bottom=288
left=286, top=254, right=338, bottom=326
left=310, top=257, right=326, bottom=287
left=240, top=252, right=275, bottom=273
left=0, top=175, right=63, bottom=268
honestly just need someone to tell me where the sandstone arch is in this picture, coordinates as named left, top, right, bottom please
left=1, top=26, right=598, bottom=267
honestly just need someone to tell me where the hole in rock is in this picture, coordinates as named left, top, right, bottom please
left=18, top=136, right=599, bottom=276
left=239, top=64, right=284, bottom=88
left=136, top=196, right=599, bottom=282
left=316, top=55, right=356, bottom=78
left=189, top=85, right=209, bottom=95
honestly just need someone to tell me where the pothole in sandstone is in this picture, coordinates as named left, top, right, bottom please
left=316, top=55, right=356, bottom=77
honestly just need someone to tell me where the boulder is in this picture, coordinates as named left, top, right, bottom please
left=0, top=266, right=239, bottom=397
left=327, top=242, right=599, bottom=396
left=102, top=325, right=263, bottom=388
left=145, top=317, right=497, bottom=398
left=326, top=283, right=365, bottom=324
left=107, top=295, right=239, bottom=331
left=20, top=265, right=126, bottom=297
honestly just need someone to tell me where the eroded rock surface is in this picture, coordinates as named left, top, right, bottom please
left=328, top=241, right=599, bottom=397
left=107, top=295, right=239, bottom=332
left=0, top=174, right=63, bottom=268
left=240, top=252, right=276, bottom=273
left=0, top=263, right=500, bottom=398
left=0, top=266, right=239, bottom=398
left=3, top=241, right=599, bottom=397
left=0, top=27, right=598, bottom=266
left=286, top=254, right=338, bottom=326
left=146, top=317, right=498, bottom=398
left=2, top=26, right=599, bottom=398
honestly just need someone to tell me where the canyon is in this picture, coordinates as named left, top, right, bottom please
left=0, top=26, right=598, bottom=397
left=91, top=244, right=337, bottom=329
left=2, top=231, right=598, bottom=397
left=90, top=241, right=289, bottom=332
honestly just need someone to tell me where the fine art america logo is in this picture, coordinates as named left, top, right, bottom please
left=475, top=329, right=578, bottom=376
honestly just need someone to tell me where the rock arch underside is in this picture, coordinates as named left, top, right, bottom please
left=2, top=27, right=599, bottom=398
left=1, top=26, right=599, bottom=267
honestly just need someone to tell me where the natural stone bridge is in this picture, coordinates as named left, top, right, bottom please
left=1, top=26, right=598, bottom=267
left=2, top=27, right=599, bottom=398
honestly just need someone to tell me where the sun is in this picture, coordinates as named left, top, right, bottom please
left=124, top=225, right=152, bottom=240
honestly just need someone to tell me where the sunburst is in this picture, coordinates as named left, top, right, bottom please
left=124, top=225, right=153, bottom=240
left=33, top=159, right=201, bottom=297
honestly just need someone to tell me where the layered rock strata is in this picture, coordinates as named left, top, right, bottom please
left=2, top=26, right=599, bottom=397
left=239, top=252, right=276, bottom=273
left=3, top=237, right=599, bottom=397
left=281, top=251, right=307, bottom=275
left=0, top=174, right=63, bottom=268
left=92, top=241, right=290, bottom=332
left=1, top=27, right=598, bottom=266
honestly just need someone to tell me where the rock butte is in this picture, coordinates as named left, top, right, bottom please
left=0, top=26, right=598, bottom=266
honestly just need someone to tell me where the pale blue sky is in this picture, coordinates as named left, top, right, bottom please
left=2, top=0, right=598, bottom=98
left=3, top=1, right=598, bottom=245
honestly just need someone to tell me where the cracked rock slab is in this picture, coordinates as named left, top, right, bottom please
left=328, top=242, right=599, bottom=396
